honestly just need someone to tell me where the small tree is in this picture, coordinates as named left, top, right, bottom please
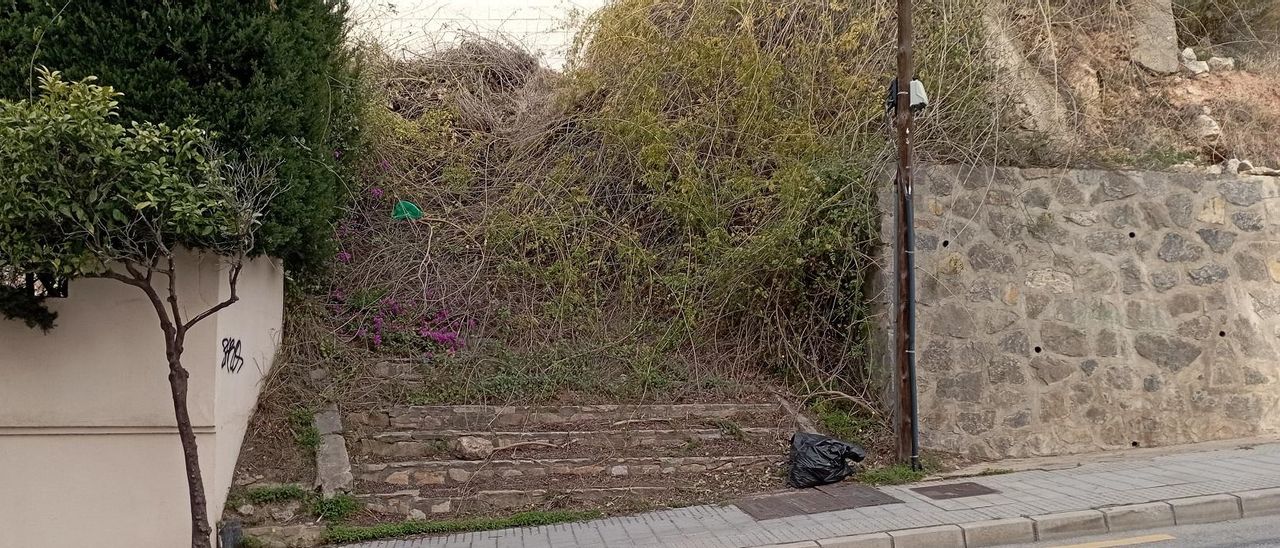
left=0, top=70, right=278, bottom=548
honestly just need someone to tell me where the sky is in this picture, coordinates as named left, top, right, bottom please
left=347, top=0, right=608, bottom=68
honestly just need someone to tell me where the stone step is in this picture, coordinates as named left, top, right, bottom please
left=353, top=427, right=787, bottom=459
left=358, top=486, right=674, bottom=518
left=355, top=454, right=783, bottom=490
left=356, top=468, right=783, bottom=518
left=347, top=403, right=787, bottom=432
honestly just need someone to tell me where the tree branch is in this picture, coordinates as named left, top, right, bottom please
left=182, top=260, right=243, bottom=332
left=91, top=268, right=175, bottom=342
left=164, top=254, right=184, bottom=330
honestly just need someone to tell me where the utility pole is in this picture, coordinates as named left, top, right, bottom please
left=892, top=0, right=921, bottom=471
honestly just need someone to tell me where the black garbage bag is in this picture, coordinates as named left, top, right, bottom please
left=787, top=432, right=867, bottom=488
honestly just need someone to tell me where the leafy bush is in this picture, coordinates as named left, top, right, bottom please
left=0, top=71, right=238, bottom=280
left=0, top=0, right=365, bottom=278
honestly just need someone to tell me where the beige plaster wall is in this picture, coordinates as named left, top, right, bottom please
left=212, top=256, right=285, bottom=518
left=0, top=252, right=282, bottom=548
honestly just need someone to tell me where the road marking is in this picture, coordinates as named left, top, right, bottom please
left=1053, top=534, right=1176, bottom=548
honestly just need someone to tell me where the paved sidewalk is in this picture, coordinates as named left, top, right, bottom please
left=342, top=440, right=1280, bottom=548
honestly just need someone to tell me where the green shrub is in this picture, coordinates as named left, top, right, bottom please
left=311, top=494, right=361, bottom=522
left=234, top=484, right=312, bottom=506
left=288, top=409, right=321, bottom=454
left=0, top=0, right=365, bottom=278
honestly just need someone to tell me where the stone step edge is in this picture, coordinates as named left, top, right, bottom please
left=748, top=488, right=1280, bottom=548
left=355, top=486, right=674, bottom=517
left=357, top=454, right=780, bottom=488
left=350, top=402, right=793, bottom=431
left=364, top=426, right=788, bottom=440
left=392, top=403, right=779, bottom=413
left=359, top=453, right=781, bottom=473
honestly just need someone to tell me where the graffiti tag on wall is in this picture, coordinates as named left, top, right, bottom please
left=220, top=338, right=244, bottom=373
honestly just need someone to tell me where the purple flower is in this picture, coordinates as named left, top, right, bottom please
left=372, top=334, right=383, bottom=347
left=337, top=251, right=352, bottom=263
left=334, top=149, right=344, bottom=159
left=370, top=187, right=385, bottom=199
left=355, top=327, right=368, bottom=338
left=378, top=159, right=391, bottom=172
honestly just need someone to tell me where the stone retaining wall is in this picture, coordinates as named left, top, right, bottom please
left=881, top=165, right=1280, bottom=459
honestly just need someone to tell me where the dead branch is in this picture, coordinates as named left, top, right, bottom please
left=487, top=439, right=578, bottom=455
left=801, top=390, right=883, bottom=418
left=610, top=418, right=673, bottom=427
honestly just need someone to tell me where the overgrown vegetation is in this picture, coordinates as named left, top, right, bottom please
left=0, top=0, right=366, bottom=278
left=265, top=0, right=1016, bottom=421
left=812, top=400, right=883, bottom=449
left=1174, top=0, right=1279, bottom=54
left=998, top=0, right=1280, bottom=167
left=323, top=510, right=602, bottom=543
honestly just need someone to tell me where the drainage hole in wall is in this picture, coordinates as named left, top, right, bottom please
left=942, top=240, right=950, bottom=248
left=1128, top=232, right=1136, bottom=238
left=1219, top=331, right=1227, bottom=337
left=1131, top=441, right=1140, bottom=448
left=1033, top=346, right=1043, bottom=354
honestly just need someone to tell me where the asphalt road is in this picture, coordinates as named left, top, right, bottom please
left=1003, top=515, right=1280, bottom=547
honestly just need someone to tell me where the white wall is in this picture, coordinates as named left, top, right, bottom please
left=0, top=253, right=283, bottom=548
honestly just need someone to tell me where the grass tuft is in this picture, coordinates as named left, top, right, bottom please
left=857, top=464, right=929, bottom=486
left=289, top=408, right=320, bottom=453
left=311, top=494, right=361, bottom=522
left=234, top=484, right=312, bottom=506
left=323, top=510, right=603, bottom=543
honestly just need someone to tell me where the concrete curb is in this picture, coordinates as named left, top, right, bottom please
left=756, top=488, right=1280, bottom=548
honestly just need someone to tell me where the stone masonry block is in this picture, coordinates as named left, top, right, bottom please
left=887, top=525, right=965, bottom=548
left=1170, top=494, right=1242, bottom=524
left=1237, top=487, right=1280, bottom=518
left=960, top=517, right=1036, bottom=547
left=316, top=434, right=353, bottom=496
left=1102, top=502, right=1175, bottom=532
left=1031, top=510, right=1108, bottom=540
left=816, top=533, right=892, bottom=548
left=760, top=543, right=819, bottom=548
left=314, top=403, right=343, bottom=436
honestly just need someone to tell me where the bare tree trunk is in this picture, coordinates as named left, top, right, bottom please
left=105, top=262, right=221, bottom=548
left=167, top=339, right=213, bottom=548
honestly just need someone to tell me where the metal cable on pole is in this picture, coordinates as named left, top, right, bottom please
left=892, top=0, right=922, bottom=471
